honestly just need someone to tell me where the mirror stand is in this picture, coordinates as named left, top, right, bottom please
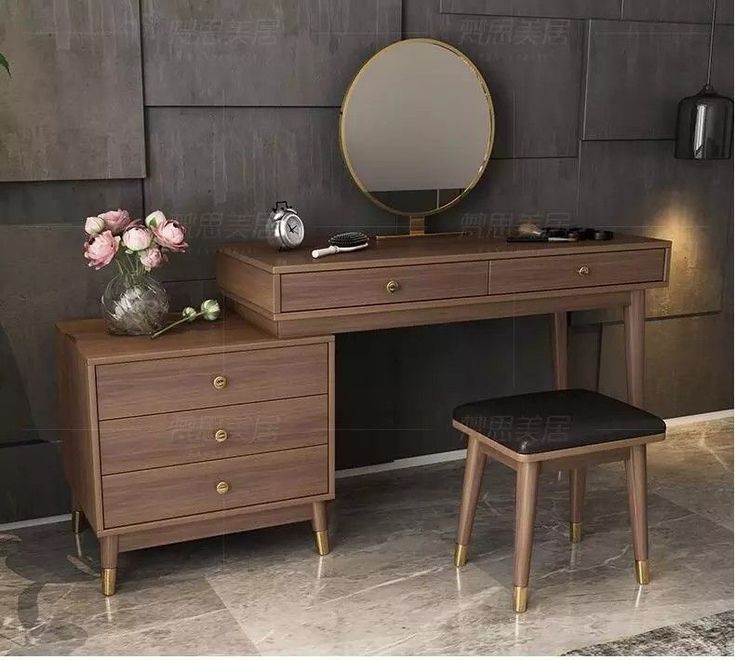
left=375, top=216, right=464, bottom=240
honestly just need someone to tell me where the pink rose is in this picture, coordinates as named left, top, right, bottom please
left=99, top=209, right=132, bottom=235
left=84, top=216, right=105, bottom=236
left=84, top=230, right=120, bottom=270
left=122, top=226, right=153, bottom=251
left=153, top=219, right=188, bottom=252
left=139, top=246, right=165, bottom=271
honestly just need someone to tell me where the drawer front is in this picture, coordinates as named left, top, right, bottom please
left=102, top=445, right=328, bottom=528
left=280, top=261, right=488, bottom=312
left=489, top=249, right=666, bottom=295
left=99, top=395, right=328, bottom=474
left=96, top=344, right=328, bottom=420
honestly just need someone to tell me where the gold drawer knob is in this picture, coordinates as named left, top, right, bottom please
left=577, top=265, right=591, bottom=276
left=216, top=480, right=230, bottom=495
left=214, top=429, right=228, bottom=443
left=386, top=280, right=400, bottom=294
left=212, top=375, right=227, bottom=390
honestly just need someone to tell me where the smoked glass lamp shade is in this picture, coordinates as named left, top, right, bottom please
left=675, top=84, right=733, bottom=159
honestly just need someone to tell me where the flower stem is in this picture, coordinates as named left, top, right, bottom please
left=150, top=312, right=203, bottom=339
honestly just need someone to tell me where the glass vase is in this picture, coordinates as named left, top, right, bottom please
left=101, top=271, right=169, bottom=336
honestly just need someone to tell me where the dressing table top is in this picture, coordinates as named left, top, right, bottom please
left=220, top=234, right=671, bottom=274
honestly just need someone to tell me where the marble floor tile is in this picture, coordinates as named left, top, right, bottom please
left=4, top=609, right=256, bottom=656
left=0, top=418, right=732, bottom=655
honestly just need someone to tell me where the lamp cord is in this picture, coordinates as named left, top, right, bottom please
left=706, top=0, right=717, bottom=86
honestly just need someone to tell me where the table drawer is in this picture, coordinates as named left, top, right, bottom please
left=280, top=261, right=488, bottom=312
left=99, top=395, right=328, bottom=474
left=96, top=344, right=328, bottom=420
left=489, top=249, right=666, bottom=295
left=102, top=445, right=328, bottom=528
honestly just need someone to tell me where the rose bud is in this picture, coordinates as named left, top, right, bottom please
left=182, top=306, right=198, bottom=320
left=145, top=210, right=167, bottom=230
left=84, top=216, right=106, bottom=236
left=153, top=219, right=188, bottom=252
left=139, top=246, right=164, bottom=271
left=200, top=299, right=221, bottom=321
left=83, top=230, right=120, bottom=270
left=98, top=209, right=132, bottom=235
left=122, top=226, right=153, bottom=251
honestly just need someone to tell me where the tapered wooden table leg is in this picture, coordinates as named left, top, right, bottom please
left=625, top=445, right=650, bottom=584
left=551, top=312, right=587, bottom=543
left=513, top=462, right=540, bottom=613
left=569, top=468, right=585, bottom=543
left=100, top=535, right=119, bottom=596
left=454, top=435, right=487, bottom=567
left=311, top=501, right=330, bottom=556
left=624, top=290, right=645, bottom=408
left=550, top=311, right=568, bottom=391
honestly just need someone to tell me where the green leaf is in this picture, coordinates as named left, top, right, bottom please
left=0, top=53, right=10, bottom=78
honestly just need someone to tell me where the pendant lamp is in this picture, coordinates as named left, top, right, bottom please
left=675, top=0, right=733, bottom=159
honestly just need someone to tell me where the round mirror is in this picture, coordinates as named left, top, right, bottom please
left=339, top=38, right=494, bottom=222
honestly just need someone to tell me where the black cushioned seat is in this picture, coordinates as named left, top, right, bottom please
left=453, top=389, right=665, bottom=454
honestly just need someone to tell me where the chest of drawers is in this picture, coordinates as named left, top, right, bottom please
left=56, top=317, right=334, bottom=596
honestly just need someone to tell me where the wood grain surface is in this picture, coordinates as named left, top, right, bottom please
left=99, top=395, right=328, bottom=474
left=489, top=249, right=666, bottom=294
left=96, top=344, right=328, bottom=419
left=280, top=261, right=488, bottom=312
left=103, top=445, right=329, bottom=527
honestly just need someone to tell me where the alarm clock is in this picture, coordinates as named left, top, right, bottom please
left=266, top=201, right=304, bottom=250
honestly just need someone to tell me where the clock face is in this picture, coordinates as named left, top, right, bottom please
left=281, top=213, right=304, bottom=248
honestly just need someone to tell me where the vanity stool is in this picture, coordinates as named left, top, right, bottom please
left=451, top=388, right=665, bottom=613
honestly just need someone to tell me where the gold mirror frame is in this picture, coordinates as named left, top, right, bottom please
left=339, top=38, right=495, bottom=237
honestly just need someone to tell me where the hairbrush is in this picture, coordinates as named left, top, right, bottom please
left=311, top=232, right=370, bottom=259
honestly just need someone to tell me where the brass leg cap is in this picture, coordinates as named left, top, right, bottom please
left=72, top=511, right=84, bottom=535
left=454, top=543, right=468, bottom=568
left=101, top=568, right=117, bottom=597
left=512, top=586, right=528, bottom=613
left=635, top=559, right=650, bottom=585
left=314, top=530, right=330, bottom=556
left=569, top=521, right=583, bottom=544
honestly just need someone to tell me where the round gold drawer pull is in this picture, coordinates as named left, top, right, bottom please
left=216, top=481, right=230, bottom=495
left=577, top=265, right=591, bottom=276
left=386, top=280, right=400, bottom=294
left=212, top=375, right=227, bottom=390
left=214, top=429, right=228, bottom=443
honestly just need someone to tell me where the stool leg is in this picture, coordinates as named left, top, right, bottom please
left=625, top=445, right=650, bottom=584
left=569, top=468, right=586, bottom=543
left=454, top=435, right=487, bottom=567
left=311, top=501, right=330, bottom=556
left=513, top=462, right=540, bottom=613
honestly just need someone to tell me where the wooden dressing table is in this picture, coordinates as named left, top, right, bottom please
left=59, top=234, right=669, bottom=597
left=216, top=234, right=670, bottom=355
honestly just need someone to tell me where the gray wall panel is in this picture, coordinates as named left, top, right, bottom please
left=584, top=20, right=710, bottom=140
left=598, top=312, right=733, bottom=418
left=0, top=443, right=68, bottom=522
left=440, top=0, right=622, bottom=19
left=577, top=140, right=732, bottom=319
left=0, top=1, right=145, bottom=181
left=0, top=225, right=109, bottom=447
left=0, top=180, right=142, bottom=225
left=622, top=0, right=733, bottom=24
left=433, top=157, right=579, bottom=233
left=405, top=2, right=584, bottom=157
left=143, top=106, right=396, bottom=281
left=142, top=0, right=402, bottom=106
